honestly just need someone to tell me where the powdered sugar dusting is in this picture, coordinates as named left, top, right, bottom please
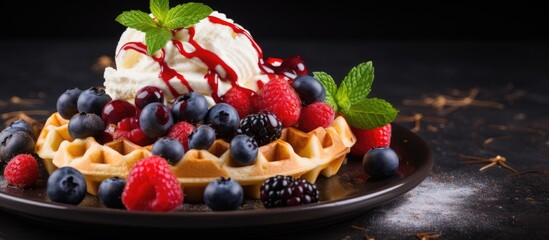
left=378, top=176, right=494, bottom=230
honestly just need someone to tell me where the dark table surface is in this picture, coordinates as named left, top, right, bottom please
left=0, top=39, right=548, bottom=239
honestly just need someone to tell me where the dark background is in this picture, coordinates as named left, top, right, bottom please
left=8, top=0, right=548, bottom=41
left=1, top=1, right=548, bottom=239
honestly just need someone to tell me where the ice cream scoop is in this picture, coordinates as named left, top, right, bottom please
left=104, top=11, right=268, bottom=106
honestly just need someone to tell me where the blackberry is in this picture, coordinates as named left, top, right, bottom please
left=260, top=175, right=319, bottom=208
left=286, top=178, right=320, bottom=206
left=237, top=112, right=282, bottom=146
left=260, top=175, right=294, bottom=208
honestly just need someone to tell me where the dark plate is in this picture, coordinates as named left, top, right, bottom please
left=0, top=123, right=432, bottom=237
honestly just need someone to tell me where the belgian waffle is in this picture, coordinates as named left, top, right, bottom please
left=35, top=112, right=356, bottom=202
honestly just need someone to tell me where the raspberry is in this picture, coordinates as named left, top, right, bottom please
left=167, top=121, right=196, bottom=151
left=256, top=77, right=301, bottom=127
left=112, top=117, right=155, bottom=146
left=122, top=156, right=183, bottom=211
left=350, top=123, right=392, bottom=156
left=297, top=102, right=335, bottom=132
left=222, top=86, right=257, bottom=118
left=3, top=154, right=39, bottom=188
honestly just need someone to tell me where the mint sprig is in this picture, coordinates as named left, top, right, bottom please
left=341, top=98, right=398, bottom=129
left=336, top=61, right=373, bottom=109
left=116, top=0, right=212, bottom=55
left=314, top=61, right=398, bottom=130
left=313, top=71, right=339, bottom=112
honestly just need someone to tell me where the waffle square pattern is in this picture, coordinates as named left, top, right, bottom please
left=36, top=112, right=356, bottom=202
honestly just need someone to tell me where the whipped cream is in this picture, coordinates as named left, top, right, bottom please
left=104, top=11, right=267, bottom=105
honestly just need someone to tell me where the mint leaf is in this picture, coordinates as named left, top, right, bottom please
left=313, top=71, right=339, bottom=113
left=116, top=10, right=157, bottom=32
left=164, top=2, right=212, bottom=29
left=335, top=61, right=374, bottom=110
left=340, top=98, right=398, bottom=129
left=151, top=0, right=170, bottom=23
left=145, top=27, right=172, bottom=55
left=116, top=1, right=213, bottom=56
left=317, top=61, right=398, bottom=129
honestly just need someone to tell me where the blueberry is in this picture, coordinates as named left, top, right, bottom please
left=0, top=131, right=35, bottom=165
left=68, top=112, right=105, bottom=139
left=188, top=125, right=215, bottom=150
left=0, top=119, right=36, bottom=140
left=98, top=177, right=126, bottom=209
left=171, top=92, right=209, bottom=124
left=230, top=134, right=258, bottom=166
left=203, top=177, right=243, bottom=211
left=139, top=102, right=174, bottom=138
left=77, top=87, right=112, bottom=116
left=205, top=103, right=240, bottom=139
left=291, top=75, right=326, bottom=105
left=152, top=137, right=185, bottom=165
left=57, top=88, right=83, bottom=119
left=362, top=147, right=400, bottom=179
left=47, top=166, right=87, bottom=205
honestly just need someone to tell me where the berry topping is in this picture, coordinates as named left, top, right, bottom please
left=101, top=99, right=136, bottom=125
left=350, top=123, right=391, bottom=156
left=314, top=61, right=398, bottom=151
left=98, top=177, right=126, bottom=209
left=265, top=55, right=308, bottom=79
left=203, top=177, right=243, bottom=211
left=187, top=125, right=215, bottom=150
left=134, top=86, right=165, bottom=110
left=152, top=137, right=185, bottom=165
left=260, top=175, right=319, bottom=208
left=260, top=175, right=292, bottom=208
left=122, top=156, right=183, bottom=212
left=0, top=119, right=37, bottom=141
left=221, top=86, right=257, bottom=119
left=96, top=130, right=114, bottom=144
left=167, top=121, right=195, bottom=151
left=362, top=147, right=399, bottom=179
left=297, top=102, right=335, bottom=132
left=3, top=154, right=39, bottom=188
left=205, top=103, right=240, bottom=139
left=237, top=112, right=282, bottom=146
left=171, top=92, right=209, bottom=124
left=139, top=102, right=174, bottom=138
left=281, top=55, right=308, bottom=77
left=77, top=87, right=112, bottom=116
left=256, top=77, right=301, bottom=127
left=56, top=88, right=83, bottom=120
left=285, top=178, right=320, bottom=206
left=47, top=166, right=87, bottom=205
left=112, top=117, right=155, bottom=146
left=68, top=112, right=105, bottom=139
left=230, top=134, right=258, bottom=166
left=0, top=131, right=35, bottom=164
left=291, top=75, right=326, bottom=105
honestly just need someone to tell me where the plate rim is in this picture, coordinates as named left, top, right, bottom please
left=0, top=123, right=433, bottom=230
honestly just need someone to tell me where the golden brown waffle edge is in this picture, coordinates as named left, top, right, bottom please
left=35, top=112, right=356, bottom=202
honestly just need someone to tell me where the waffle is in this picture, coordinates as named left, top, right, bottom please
left=35, top=112, right=356, bottom=202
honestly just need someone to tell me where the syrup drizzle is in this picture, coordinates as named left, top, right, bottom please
left=119, top=42, right=193, bottom=96
left=117, top=16, right=267, bottom=102
left=206, top=16, right=269, bottom=73
left=204, top=70, right=221, bottom=103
